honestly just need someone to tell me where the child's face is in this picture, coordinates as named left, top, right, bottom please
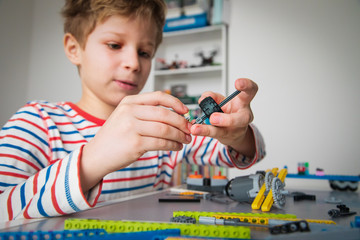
left=78, top=14, right=157, bottom=107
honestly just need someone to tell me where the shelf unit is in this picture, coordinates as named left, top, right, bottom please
left=147, top=24, right=228, bottom=99
left=146, top=25, right=229, bottom=185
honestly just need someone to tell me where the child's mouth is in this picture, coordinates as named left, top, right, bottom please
left=114, top=80, right=137, bottom=90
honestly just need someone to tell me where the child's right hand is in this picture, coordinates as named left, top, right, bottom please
left=79, top=91, right=192, bottom=192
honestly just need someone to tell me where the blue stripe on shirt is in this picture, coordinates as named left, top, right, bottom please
left=0, top=144, right=45, bottom=168
left=52, top=148, right=71, bottom=154
left=15, top=111, right=40, bottom=118
left=201, top=138, right=213, bottom=165
left=37, top=165, right=52, bottom=217
left=2, top=126, right=49, bottom=147
left=117, top=164, right=158, bottom=171
left=64, top=153, right=81, bottom=212
left=20, top=183, right=26, bottom=209
left=183, top=145, right=190, bottom=164
left=157, top=170, right=171, bottom=178
left=101, top=183, right=153, bottom=194
left=0, top=163, right=25, bottom=172
left=59, top=130, right=80, bottom=135
left=84, top=134, right=95, bottom=138
left=0, top=182, right=17, bottom=187
left=48, top=112, right=66, bottom=117
left=222, top=148, right=232, bottom=164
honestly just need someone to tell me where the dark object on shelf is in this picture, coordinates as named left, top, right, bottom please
left=195, top=49, right=218, bottom=67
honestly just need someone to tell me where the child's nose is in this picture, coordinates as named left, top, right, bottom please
left=122, top=49, right=140, bottom=71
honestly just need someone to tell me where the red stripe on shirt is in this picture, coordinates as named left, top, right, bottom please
left=160, top=161, right=175, bottom=170
left=23, top=198, right=33, bottom=219
left=138, top=155, right=159, bottom=161
left=8, top=118, right=47, bottom=134
left=103, top=173, right=157, bottom=183
left=0, top=153, right=40, bottom=171
left=189, top=136, right=198, bottom=164
left=207, top=141, right=219, bottom=166
left=51, top=160, right=66, bottom=215
left=0, top=135, right=49, bottom=163
left=193, top=136, right=206, bottom=165
left=218, top=152, right=232, bottom=167
left=6, top=187, right=16, bottom=220
left=33, top=172, right=39, bottom=195
left=173, top=151, right=180, bottom=168
left=153, top=179, right=170, bottom=187
left=0, top=171, right=29, bottom=179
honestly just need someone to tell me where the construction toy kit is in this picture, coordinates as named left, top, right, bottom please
left=1, top=166, right=359, bottom=240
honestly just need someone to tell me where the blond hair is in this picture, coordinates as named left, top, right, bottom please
left=61, top=0, right=166, bottom=49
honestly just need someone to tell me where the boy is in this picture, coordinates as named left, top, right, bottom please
left=0, top=0, right=265, bottom=222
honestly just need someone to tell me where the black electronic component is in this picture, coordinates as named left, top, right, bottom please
left=292, top=192, right=316, bottom=201
left=195, top=90, right=241, bottom=124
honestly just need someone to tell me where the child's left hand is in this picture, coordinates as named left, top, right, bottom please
left=190, top=78, right=258, bottom=158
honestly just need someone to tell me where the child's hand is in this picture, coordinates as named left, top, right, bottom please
left=190, top=78, right=258, bottom=157
left=80, top=91, right=192, bottom=192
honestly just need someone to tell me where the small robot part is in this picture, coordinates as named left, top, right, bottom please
left=271, top=177, right=288, bottom=209
left=328, top=204, right=357, bottom=218
left=224, top=173, right=265, bottom=202
left=195, top=90, right=241, bottom=124
left=292, top=192, right=316, bottom=201
left=170, top=216, right=196, bottom=224
left=186, top=171, right=228, bottom=193
left=329, top=180, right=359, bottom=191
left=269, top=220, right=310, bottom=235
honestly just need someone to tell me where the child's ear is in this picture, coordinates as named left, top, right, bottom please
left=63, top=33, right=81, bottom=65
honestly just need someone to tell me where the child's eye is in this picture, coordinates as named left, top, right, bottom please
left=107, top=43, right=121, bottom=50
left=139, top=51, right=151, bottom=59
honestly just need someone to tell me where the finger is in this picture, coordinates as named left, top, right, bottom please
left=197, top=91, right=225, bottom=105
left=137, top=120, right=192, bottom=144
left=234, top=78, right=258, bottom=105
left=190, top=123, right=227, bottom=139
left=122, top=91, right=189, bottom=115
left=139, top=136, right=185, bottom=152
left=133, top=105, right=192, bottom=134
left=208, top=110, right=253, bottom=128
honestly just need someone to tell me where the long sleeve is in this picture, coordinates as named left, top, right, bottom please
left=170, top=123, right=265, bottom=169
left=0, top=102, right=102, bottom=222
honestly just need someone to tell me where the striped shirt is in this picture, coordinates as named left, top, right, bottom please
left=0, top=101, right=265, bottom=222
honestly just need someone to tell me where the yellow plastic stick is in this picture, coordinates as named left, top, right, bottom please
left=251, top=168, right=278, bottom=210
left=261, top=168, right=288, bottom=212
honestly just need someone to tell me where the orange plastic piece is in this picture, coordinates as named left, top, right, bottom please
left=212, top=171, right=227, bottom=180
left=188, top=171, right=203, bottom=179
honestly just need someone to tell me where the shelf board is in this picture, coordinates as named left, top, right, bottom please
left=154, top=65, right=222, bottom=76
left=163, top=25, right=224, bottom=38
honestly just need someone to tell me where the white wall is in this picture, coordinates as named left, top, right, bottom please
left=0, top=0, right=80, bottom=126
left=26, top=0, right=81, bottom=104
left=227, top=0, right=360, bottom=189
left=0, top=0, right=33, bottom=125
left=0, top=0, right=359, bottom=189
